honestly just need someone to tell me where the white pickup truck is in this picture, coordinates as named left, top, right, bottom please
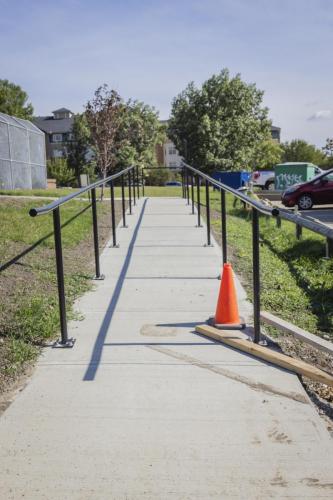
left=252, top=165, right=323, bottom=190
left=251, top=171, right=275, bottom=190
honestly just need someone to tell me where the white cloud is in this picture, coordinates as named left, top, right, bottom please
left=308, top=110, right=332, bottom=121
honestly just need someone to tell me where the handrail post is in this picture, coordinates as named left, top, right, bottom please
left=121, top=175, right=127, bottom=227
left=91, top=188, right=104, bottom=280
left=252, top=208, right=261, bottom=344
left=142, top=168, right=145, bottom=197
left=296, top=224, right=302, bottom=240
left=221, top=189, right=227, bottom=264
left=191, top=175, right=195, bottom=214
left=53, top=207, right=75, bottom=348
left=128, top=171, right=132, bottom=214
left=205, top=180, right=212, bottom=246
left=133, top=168, right=136, bottom=206
left=196, top=175, right=202, bottom=227
left=110, top=180, right=118, bottom=247
left=326, top=238, right=333, bottom=258
left=186, top=170, right=190, bottom=205
left=136, top=166, right=140, bottom=199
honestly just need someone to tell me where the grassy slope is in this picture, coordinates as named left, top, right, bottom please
left=0, top=186, right=182, bottom=198
left=206, top=189, right=333, bottom=339
left=0, top=198, right=111, bottom=388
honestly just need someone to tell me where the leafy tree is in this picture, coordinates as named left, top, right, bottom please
left=85, top=85, right=125, bottom=180
left=168, top=69, right=271, bottom=172
left=253, top=139, right=283, bottom=170
left=323, top=137, right=333, bottom=157
left=67, top=113, right=93, bottom=186
left=281, top=139, right=326, bottom=166
left=47, top=159, right=75, bottom=187
left=0, top=79, right=34, bottom=119
left=144, top=167, right=171, bottom=186
left=117, top=101, right=164, bottom=168
left=322, top=138, right=333, bottom=168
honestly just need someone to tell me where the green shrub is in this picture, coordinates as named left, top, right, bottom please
left=47, top=158, right=76, bottom=187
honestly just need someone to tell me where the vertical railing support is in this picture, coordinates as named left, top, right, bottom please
left=205, top=180, right=212, bottom=246
left=221, top=189, right=227, bottom=264
left=296, top=224, right=302, bottom=240
left=52, top=207, right=75, bottom=347
left=325, top=238, right=333, bottom=259
left=133, top=168, right=136, bottom=206
left=142, top=169, right=145, bottom=197
left=91, top=188, right=104, bottom=280
left=186, top=170, right=190, bottom=205
left=252, top=208, right=261, bottom=344
left=276, top=216, right=281, bottom=228
left=121, top=175, right=127, bottom=228
left=181, top=170, right=185, bottom=198
left=196, top=175, right=202, bottom=227
left=136, top=166, right=140, bottom=199
left=128, top=171, right=132, bottom=214
left=191, top=175, right=195, bottom=214
left=110, top=180, right=118, bottom=247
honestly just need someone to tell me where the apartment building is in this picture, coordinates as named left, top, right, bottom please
left=34, top=108, right=74, bottom=160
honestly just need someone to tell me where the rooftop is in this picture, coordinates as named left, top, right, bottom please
left=52, top=107, right=72, bottom=114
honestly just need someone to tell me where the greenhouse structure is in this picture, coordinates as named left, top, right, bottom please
left=0, top=112, right=46, bottom=190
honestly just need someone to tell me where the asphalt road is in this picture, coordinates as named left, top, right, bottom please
left=298, top=206, right=333, bottom=229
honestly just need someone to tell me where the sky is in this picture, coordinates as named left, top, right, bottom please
left=0, top=0, right=332, bottom=147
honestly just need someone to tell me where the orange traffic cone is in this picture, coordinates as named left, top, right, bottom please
left=209, top=263, right=245, bottom=329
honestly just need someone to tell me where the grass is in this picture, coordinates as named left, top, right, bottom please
left=0, top=197, right=117, bottom=391
left=0, top=186, right=182, bottom=198
left=200, top=188, right=333, bottom=339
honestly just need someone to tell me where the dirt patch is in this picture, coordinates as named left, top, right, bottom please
left=140, top=324, right=178, bottom=337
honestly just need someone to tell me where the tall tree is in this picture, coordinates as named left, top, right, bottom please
left=85, top=85, right=124, bottom=180
left=168, top=69, right=271, bottom=172
left=117, top=101, right=163, bottom=167
left=253, top=139, right=283, bottom=170
left=322, top=138, right=333, bottom=168
left=281, top=139, right=326, bottom=166
left=67, top=113, right=91, bottom=186
left=0, top=79, right=34, bottom=119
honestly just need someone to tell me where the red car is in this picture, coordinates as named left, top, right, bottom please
left=281, top=168, right=333, bottom=210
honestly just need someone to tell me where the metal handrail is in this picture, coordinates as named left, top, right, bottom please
left=277, top=207, right=333, bottom=240
left=182, top=161, right=279, bottom=217
left=28, top=164, right=141, bottom=348
left=183, top=161, right=333, bottom=240
left=29, top=165, right=135, bottom=217
left=181, top=161, right=333, bottom=345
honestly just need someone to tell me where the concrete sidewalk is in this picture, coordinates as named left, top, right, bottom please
left=0, top=196, right=333, bottom=499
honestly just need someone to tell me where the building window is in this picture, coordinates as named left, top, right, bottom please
left=53, top=134, right=63, bottom=142
left=169, top=147, right=177, bottom=155
left=67, top=133, right=75, bottom=141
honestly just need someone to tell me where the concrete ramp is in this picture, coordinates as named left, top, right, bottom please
left=0, top=197, right=333, bottom=499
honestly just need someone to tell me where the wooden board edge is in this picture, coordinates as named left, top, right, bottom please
left=260, top=310, right=333, bottom=356
left=195, top=324, right=333, bottom=388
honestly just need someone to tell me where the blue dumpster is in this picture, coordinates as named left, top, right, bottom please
left=211, top=171, right=251, bottom=190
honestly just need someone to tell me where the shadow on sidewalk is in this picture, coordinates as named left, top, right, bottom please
left=83, top=199, right=148, bottom=381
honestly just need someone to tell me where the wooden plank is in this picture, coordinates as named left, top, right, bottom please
left=260, top=311, right=333, bottom=356
left=195, top=324, right=333, bottom=388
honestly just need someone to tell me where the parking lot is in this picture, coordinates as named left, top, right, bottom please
left=299, top=206, right=333, bottom=229
left=258, top=192, right=333, bottom=230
